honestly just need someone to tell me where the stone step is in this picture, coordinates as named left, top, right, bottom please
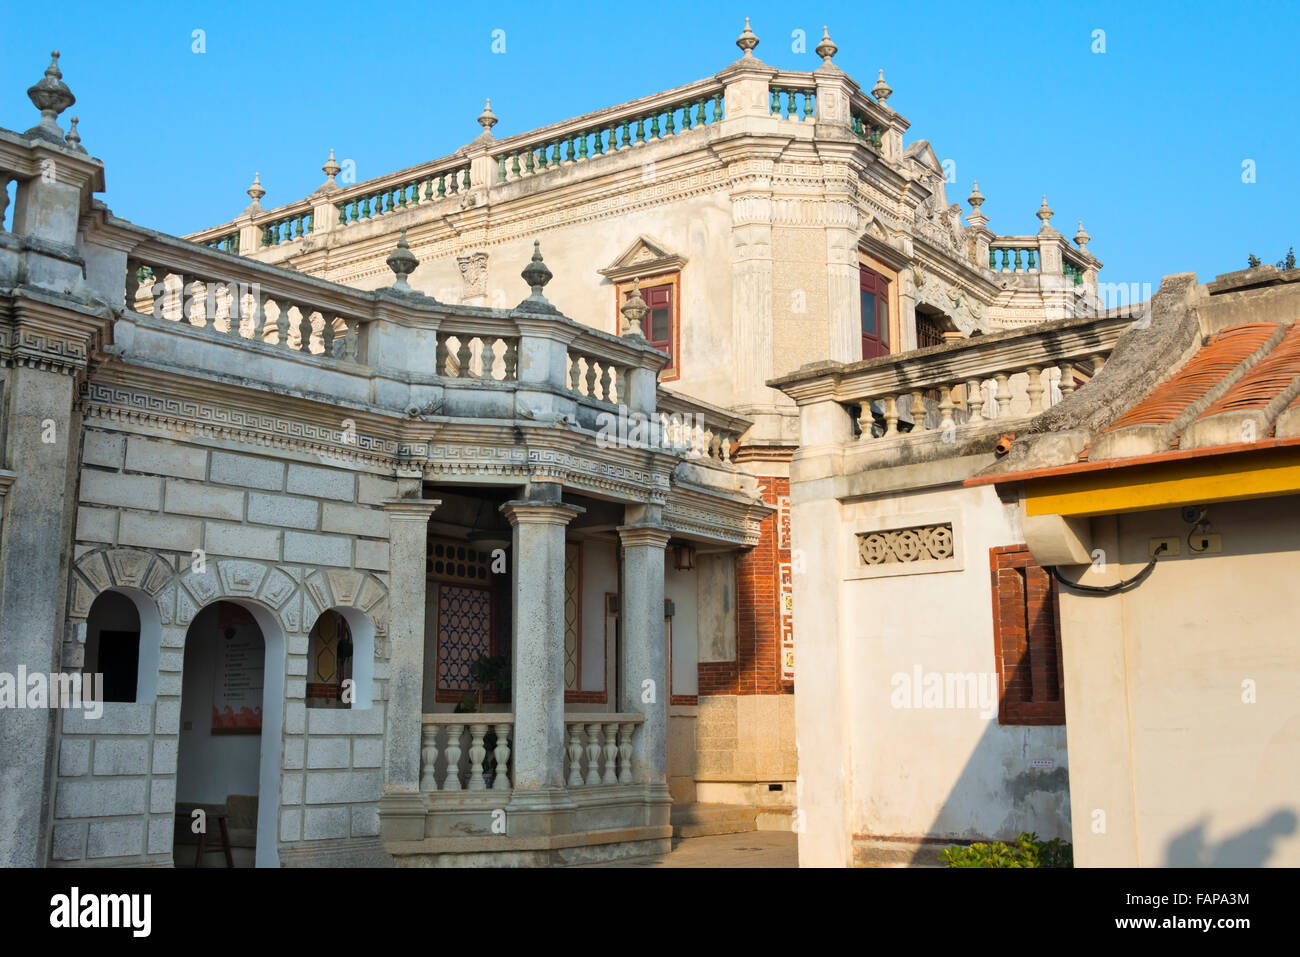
left=670, top=803, right=758, bottom=839
left=852, top=839, right=954, bottom=868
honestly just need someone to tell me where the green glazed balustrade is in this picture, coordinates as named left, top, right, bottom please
left=334, top=163, right=472, bottom=226
left=849, top=112, right=884, bottom=152
left=205, top=231, right=240, bottom=254
left=989, top=247, right=1039, bottom=273
left=770, top=86, right=816, bottom=120
left=492, top=92, right=725, bottom=184
left=260, top=211, right=313, bottom=247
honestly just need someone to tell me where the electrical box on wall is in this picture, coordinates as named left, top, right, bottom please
left=1149, top=537, right=1180, bottom=557
left=1188, top=532, right=1222, bottom=554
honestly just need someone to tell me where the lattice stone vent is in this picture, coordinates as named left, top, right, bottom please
left=857, top=523, right=954, bottom=565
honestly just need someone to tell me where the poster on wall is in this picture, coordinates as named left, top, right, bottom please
left=212, top=614, right=263, bottom=734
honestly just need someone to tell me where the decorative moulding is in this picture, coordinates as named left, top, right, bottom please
left=598, top=235, right=688, bottom=284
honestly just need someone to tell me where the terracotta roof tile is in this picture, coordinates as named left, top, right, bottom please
left=1102, top=323, right=1279, bottom=433
left=1197, top=322, right=1300, bottom=422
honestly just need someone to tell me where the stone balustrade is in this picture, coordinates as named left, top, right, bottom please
left=436, top=328, right=520, bottom=382
left=841, top=318, right=1132, bottom=444
left=125, top=253, right=364, bottom=362
left=420, top=714, right=514, bottom=792
left=770, top=81, right=816, bottom=121
left=772, top=315, right=1135, bottom=450
left=490, top=80, right=726, bottom=187
left=989, top=242, right=1039, bottom=274
left=336, top=161, right=473, bottom=226
left=657, top=388, right=750, bottom=465
left=202, top=229, right=239, bottom=254
left=566, top=348, right=629, bottom=406
left=562, top=714, right=644, bottom=788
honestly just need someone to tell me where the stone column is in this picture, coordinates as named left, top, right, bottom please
left=500, top=495, right=584, bottom=793
left=378, top=494, right=439, bottom=840
left=617, top=521, right=672, bottom=791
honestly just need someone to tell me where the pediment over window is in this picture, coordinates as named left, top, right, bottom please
left=598, top=235, right=688, bottom=283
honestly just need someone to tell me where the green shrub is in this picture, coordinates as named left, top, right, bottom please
left=940, top=832, right=1073, bottom=868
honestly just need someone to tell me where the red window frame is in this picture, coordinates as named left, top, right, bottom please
left=617, top=273, right=680, bottom=380
left=989, top=545, right=1065, bottom=725
left=859, top=265, right=891, bottom=360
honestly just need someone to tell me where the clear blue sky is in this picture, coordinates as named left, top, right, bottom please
left=2, top=0, right=1295, bottom=290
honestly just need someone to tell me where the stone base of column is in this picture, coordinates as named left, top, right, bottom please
left=378, top=791, right=428, bottom=843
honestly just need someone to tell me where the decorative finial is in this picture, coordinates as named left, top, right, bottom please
left=815, top=26, right=837, bottom=65
left=968, top=180, right=984, bottom=211
left=620, top=278, right=649, bottom=338
left=477, top=98, right=498, bottom=134
left=386, top=228, right=419, bottom=290
left=247, top=172, right=265, bottom=205
left=1037, top=194, right=1054, bottom=229
left=64, top=116, right=86, bottom=153
left=1074, top=220, right=1090, bottom=251
left=25, top=50, right=76, bottom=143
left=872, top=69, right=892, bottom=106
left=736, top=17, right=759, bottom=57
left=322, top=148, right=341, bottom=184
left=521, top=240, right=552, bottom=298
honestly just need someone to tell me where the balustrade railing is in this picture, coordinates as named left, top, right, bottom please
left=657, top=388, right=750, bottom=465
left=566, top=348, right=629, bottom=405
left=770, top=84, right=816, bottom=121
left=849, top=110, right=884, bottom=151
left=436, top=330, right=519, bottom=382
left=989, top=244, right=1038, bottom=273
left=420, top=714, right=514, bottom=792
left=825, top=316, right=1133, bottom=446
left=490, top=81, right=725, bottom=186
left=204, top=230, right=239, bottom=254
left=336, top=162, right=472, bottom=226
left=125, top=257, right=363, bottom=362
left=261, top=209, right=313, bottom=247
left=563, top=714, right=643, bottom=788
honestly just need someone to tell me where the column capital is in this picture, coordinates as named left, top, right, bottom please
left=500, top=500, right=585, bottom=527
left=381, top=497, right=441, bottom=521
left=617, top=524, right=673, bottom=549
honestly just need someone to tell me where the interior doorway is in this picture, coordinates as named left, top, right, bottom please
left=174, top=600, right=281, bottom=867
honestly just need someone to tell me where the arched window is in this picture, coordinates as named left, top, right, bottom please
left=83, top=590, right=141, bottom=702
left=307, top=610, right=355, bottom=709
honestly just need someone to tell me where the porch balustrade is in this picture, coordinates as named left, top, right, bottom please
left=562, top=714, right=645, bottom=788
left=419, top=714, right=514, bottom=792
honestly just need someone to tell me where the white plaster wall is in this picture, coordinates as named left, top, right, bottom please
left=399, top=193, right=736, bottom=408
left=839, top=483, right=1070, bottom=842
left=1063, top=498, right=1300, bottom=867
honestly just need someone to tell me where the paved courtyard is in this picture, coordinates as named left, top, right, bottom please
left=580, top=831, right=799, bottom=868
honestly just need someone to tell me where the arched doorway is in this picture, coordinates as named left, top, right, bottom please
left=174, top=599, right=283, bottom=867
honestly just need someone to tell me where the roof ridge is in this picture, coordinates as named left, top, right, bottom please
left=1161, top=323, right=1288, bottom=441
left=1196, top=321, right=1300, bottom=424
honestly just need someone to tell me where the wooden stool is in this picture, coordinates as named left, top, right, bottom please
left=191, top=807, right=234, bottom=868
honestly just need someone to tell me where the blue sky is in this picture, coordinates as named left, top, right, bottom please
left=2, top=0, right=1295, bottom=290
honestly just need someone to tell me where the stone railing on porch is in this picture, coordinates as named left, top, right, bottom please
left=420, top=714, right=514, bottom=793
left=563, top=714, right=645, bottom=788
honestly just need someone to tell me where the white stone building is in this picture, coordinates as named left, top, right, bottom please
left=1, top=24, right=1119, bottom=867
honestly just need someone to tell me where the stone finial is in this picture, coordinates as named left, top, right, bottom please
left=64, top=116, right=86, bottom=153
left=1075, top=220, right=1091, bottom=251
left=736, top=17, right=759, bottom=57
left=620, top=279, right=649, bottom=338
left=386, top=228, right=419, bottom=289
left=25, top=50, right=76, bottom=143
left=477, top=98, right=498, bottom=134
left=1036, top=195, right=1054, bottom=230
left=247, top=172, right=266, bottom=205
left=521, top=240, right=552, bottom=297
left=968, top=180, right=984, bottom=212
left=872, top=69, right=892, bottom=106
left=322, top=148, right=341, bottom=184
left=815, top=26, right=837, bottom=65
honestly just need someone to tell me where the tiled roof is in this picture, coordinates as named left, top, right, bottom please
left=1101, top=323, right=1279, bottom=437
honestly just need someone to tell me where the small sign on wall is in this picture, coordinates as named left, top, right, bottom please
left=1030, top=759, right=1055, bottom=770
left=212, top=621, right=263, bottom=734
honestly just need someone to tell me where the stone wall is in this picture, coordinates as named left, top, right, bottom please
left=52, top=421, right=393, bottom=866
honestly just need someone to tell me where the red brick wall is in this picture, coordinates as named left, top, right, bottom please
left=989, top=544, right=1065, bottom=725
left=698, top=472, right=793, bottom=697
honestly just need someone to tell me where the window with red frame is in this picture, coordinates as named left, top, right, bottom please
left=860, top=265, right=890, bottom=359
left=623, top=281, right=675, bottom=370
left=989, top=545, right=1065, bottom=725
